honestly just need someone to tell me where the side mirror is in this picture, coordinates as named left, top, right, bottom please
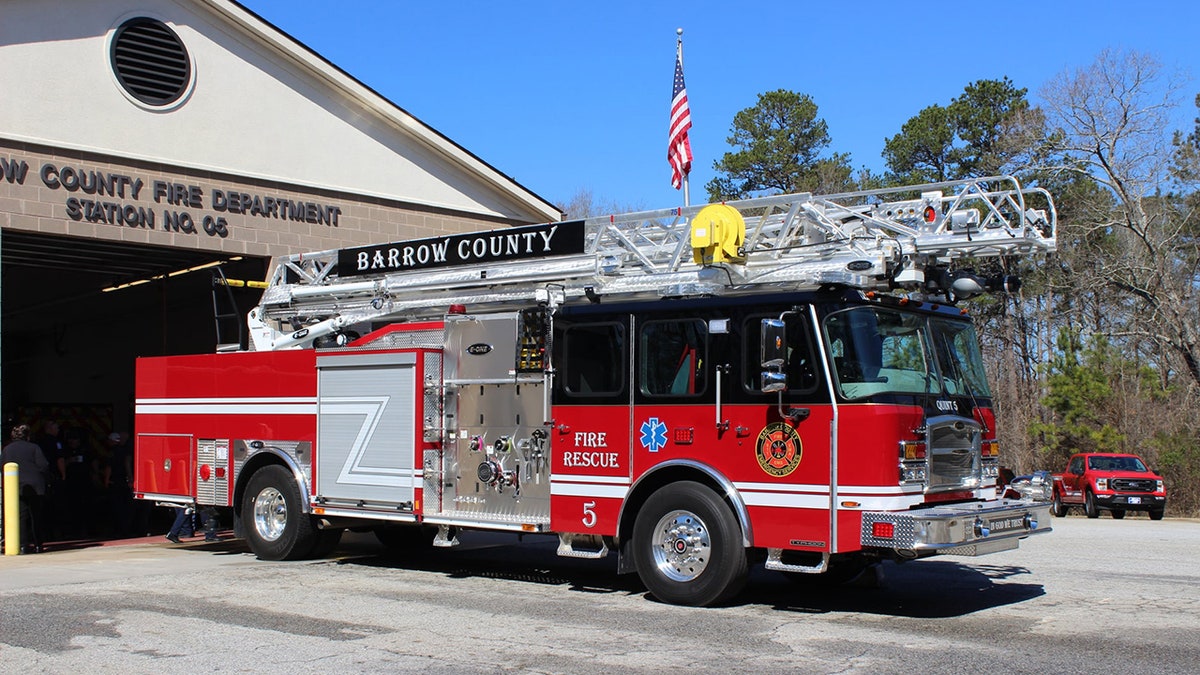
left=760, top=318, right=787, bottom=393
left=761, top=371, right=787, bottom=393
left=760, top=319, right=786, bottom=367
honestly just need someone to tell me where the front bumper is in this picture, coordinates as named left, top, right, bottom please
left=861, top=499, right=1052, bottom=556
left=1095, top=493, right=1166, bottom=511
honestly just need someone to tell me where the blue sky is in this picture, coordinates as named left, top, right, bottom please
left=241, top=1, right=1200, bottom=216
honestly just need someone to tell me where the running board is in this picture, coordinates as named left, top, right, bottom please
left=764, top=548, right=828, bottom=574
left=556, top=533, right=609, bottom=559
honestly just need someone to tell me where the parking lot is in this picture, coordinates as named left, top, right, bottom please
left=1, top=514, right=1198, bottom=674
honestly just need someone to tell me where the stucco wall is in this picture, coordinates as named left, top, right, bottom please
left=0, top=0, right=557, bottom=223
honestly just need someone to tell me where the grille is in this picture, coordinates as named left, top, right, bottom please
left=1111, top=478, right=1157, bottom=492
left=111, top=18, right=191, bottom=106
left=927, top=419, right=980, bottom=491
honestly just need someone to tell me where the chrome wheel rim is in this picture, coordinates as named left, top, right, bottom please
left=253, top=486, right=287, bottom=541
left=651, top=509, right=711, bottom=582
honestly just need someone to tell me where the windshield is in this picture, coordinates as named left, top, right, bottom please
left=1087, top=455, right=1148, bottom=472
left=824, top=306, right=991, bottom=400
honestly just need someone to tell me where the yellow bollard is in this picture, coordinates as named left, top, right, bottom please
left=4, top=462, right=19, bottom=556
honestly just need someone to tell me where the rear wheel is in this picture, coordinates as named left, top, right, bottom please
left=1149, top=509, right=1165, bottom=521
left=632, top=481, right=747, bottom=607
left=1111, top=509, right=1126, bottom=520
left=241, top=464, right=317, bottom=560
left=1084, top=489, right=1100, bottom=519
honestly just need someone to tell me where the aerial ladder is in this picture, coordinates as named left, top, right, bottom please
left=246, top=175, right=1056, bottom=351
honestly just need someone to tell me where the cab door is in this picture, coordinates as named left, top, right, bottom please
left=1062, top=455, right=1086, bottom=501
left=549, top=316, right=631, bottom=536
left=630, top=315, right=721, bottom=476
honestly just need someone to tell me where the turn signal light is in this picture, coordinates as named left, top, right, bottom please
left=981, top=440, right=1000, bottom=457
left=899, top=440, right=926, bottom=460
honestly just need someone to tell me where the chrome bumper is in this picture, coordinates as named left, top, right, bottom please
left=861, top=499, right=1052, bottom=556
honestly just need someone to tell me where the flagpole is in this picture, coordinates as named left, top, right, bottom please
left=669, top=28, right=693, bottom=205
left=677, top=28, right=690, bottom=207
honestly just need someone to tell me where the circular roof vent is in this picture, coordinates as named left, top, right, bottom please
left=110, top=18, right=191, bottom=106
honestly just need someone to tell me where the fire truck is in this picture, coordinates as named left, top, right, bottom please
left=134, top=175, right=1056, bottom=606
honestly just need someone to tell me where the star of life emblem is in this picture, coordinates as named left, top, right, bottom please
left=639, top=417, right=668, bottom=453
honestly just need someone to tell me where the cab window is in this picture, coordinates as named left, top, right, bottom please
left=561, top=322, right=625, bottom=396
left=640, top=319, right=707, bottom=396
left=742, top=312, right=818, bottom=394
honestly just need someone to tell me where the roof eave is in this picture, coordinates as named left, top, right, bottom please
left=201, top=0, right=562, bottom=223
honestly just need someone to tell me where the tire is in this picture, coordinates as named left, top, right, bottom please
left=1149, top=509, right=1165, bottom=521
left=1111, top=509, right=1125, bottom=520
left=632, top=481, right=748, bottom=607
left=241, top=464, right=317, bottom=560
left=1084, top=489, right=1100, bottom=519
left=1051, top=491, right=1066, bottom=517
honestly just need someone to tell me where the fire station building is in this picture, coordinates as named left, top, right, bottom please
left=0, top=0, right=560, bottom=434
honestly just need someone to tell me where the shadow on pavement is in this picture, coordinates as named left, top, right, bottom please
left=315, top=531, right=1044, bottom=617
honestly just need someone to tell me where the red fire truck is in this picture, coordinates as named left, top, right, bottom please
left=134, top=176, right=1056, bottom=606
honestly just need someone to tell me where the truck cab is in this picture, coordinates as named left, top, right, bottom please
left=1052, top=453, right=1166, bottom=519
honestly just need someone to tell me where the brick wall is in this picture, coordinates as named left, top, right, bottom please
left=0, top=138, right=523, bottom=262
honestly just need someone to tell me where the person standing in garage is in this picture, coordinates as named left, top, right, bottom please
left=34, top=420, right=67, bottom=539
left=1, top=424, right=51, bottom=553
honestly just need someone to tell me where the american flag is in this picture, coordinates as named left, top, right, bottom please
left=668, top=51, right=693, bottom=190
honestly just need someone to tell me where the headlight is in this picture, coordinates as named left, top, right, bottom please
left=1096, top=478, right=1108, bottom=491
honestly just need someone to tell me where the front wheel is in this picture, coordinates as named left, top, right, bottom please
left=1084, top=490, right=1100, bottom=519
left=632, top=481, right=747, bottom=607
left=1111, top=509, right=1125, bottom=520
left=241, top=464, right=317, bottom=560
left=1149, top=509, right=1165, bottom=521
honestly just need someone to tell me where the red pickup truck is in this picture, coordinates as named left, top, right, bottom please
left=1051, top=453, right=1166, bottom=520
